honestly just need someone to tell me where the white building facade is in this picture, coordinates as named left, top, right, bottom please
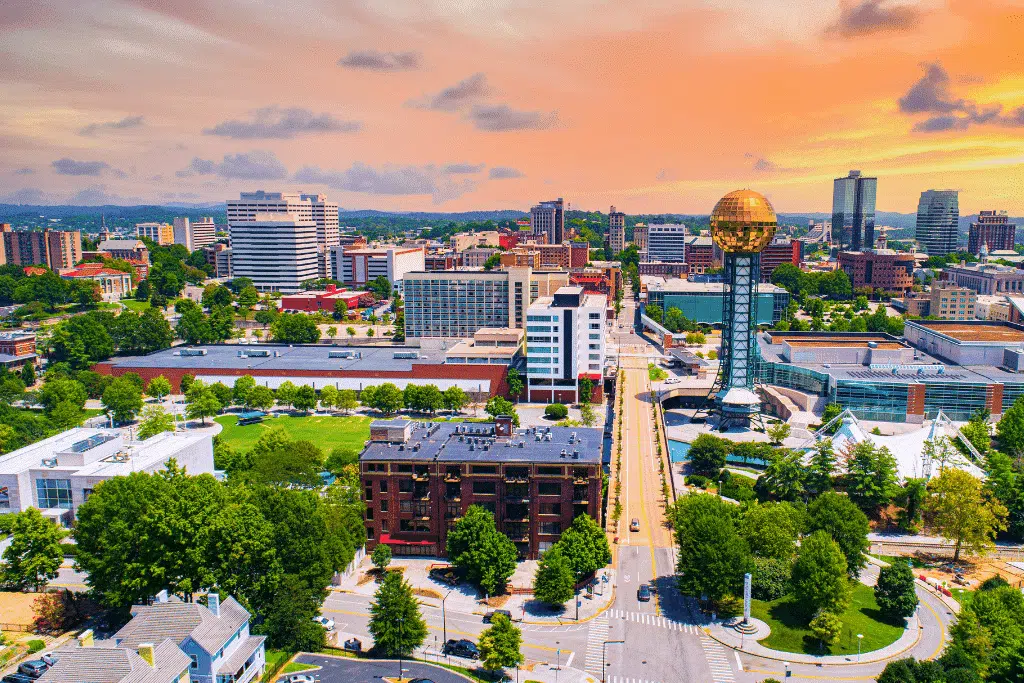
left=644, top=224, right=688, bottom=262
left=229, top=213, right=319, bottom=292
left=330, top=246, right=425, bottom=288
left=172, top=217, right=217, bottom=251
left=526, top=286, right=606, bottom=403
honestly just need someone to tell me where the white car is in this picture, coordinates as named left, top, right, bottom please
left=287, top=675, right=316, bottom=683
left=312, top=616, right=335, bottom=631
left=664, top=378, right=680, bottom=385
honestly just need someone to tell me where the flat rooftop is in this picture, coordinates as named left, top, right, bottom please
left=360, top=421, right=601, bottom=464
left=103, top=343, right=457, bottom=373
left=646, top=278, right=785, bottom=294
left=766, top=332, right=906, bottom=350
left=911, top=320, right=1024, bottom=343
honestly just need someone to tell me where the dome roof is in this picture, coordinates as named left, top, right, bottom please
left=710, top=189, right=778, bottom=253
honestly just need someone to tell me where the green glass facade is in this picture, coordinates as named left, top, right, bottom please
left=646, top=289, right=787, bottom=326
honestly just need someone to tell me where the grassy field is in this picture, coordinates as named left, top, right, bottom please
left=261, top=650, right=290, bottom=682
left=648, top=363, right=668, bottom=382
left=215, top=413, right=372, bottom=454
left=281, top=662, right=316, bottom=674
left=120, top=299, right=152, bottom=313
left=751, top=582, right=905, bottom=656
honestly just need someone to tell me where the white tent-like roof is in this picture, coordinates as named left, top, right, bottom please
left=810, top=409, right=986, bottom=482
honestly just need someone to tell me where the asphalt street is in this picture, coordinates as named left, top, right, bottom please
left=292, top=653, right=472, bottom=683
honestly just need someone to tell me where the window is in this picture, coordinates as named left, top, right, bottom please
left=396, top=464, right=413, bottom=473
left=472, top=465, right=497, bottom=474
left=589, top=313, right=601, bottom=319
left=473, top=481, right=496, bottom=495
left=538, top=482, right=561, bottom=496
left=365, top=507, right=373, bottom=520
left=379, top=480, right=388, bottom=493
left=190, top=655, right=199, bottom=670
left=381, top=519, right=389, bottom=533
left=540, top=522, right=561, bottom=535
left=539, top=502, right=561, bottom=515
left=589, top=334, right=600, bottom=340
left=589, top=323, right=600, bottom=330
left=380, top=499, right=388, bottom=512
left=537, top=466, right=562, bottom=476
left=366, top=527, right=374, bottom=539
left=35, top=479, right=72, bottom=510
left=398, top=479, right=413, bottom=493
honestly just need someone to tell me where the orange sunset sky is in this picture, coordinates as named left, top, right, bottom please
left=1, top=0, right=1022, bottom=214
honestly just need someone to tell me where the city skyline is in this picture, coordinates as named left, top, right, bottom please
left=1, top=1, right=1022, bottom=213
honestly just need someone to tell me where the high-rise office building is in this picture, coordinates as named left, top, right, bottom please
left=644, top=224, right=688, bottom=263
left=135, top=222, right=174, bottom=245
left=526, top=286, right=606, bottom=403
left=228, top=213, right=318, bottom=292
left=915, top=190, right=959, bottom=257
left=530, top=198, right=565, bottom=244
left=172, top=217, right=216, bottom=252
left=968, top=211, right=1015, bottom=255
left=608, top=206, right=625, bottom=254
left=633, top=225, right=648, bottom=253
left=831, top=170, right=877, bottom=251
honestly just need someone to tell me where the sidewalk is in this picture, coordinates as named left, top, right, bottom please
left=334, top=556, right=615, bottom=624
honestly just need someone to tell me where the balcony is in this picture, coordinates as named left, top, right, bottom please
left=573, top=476, right=589, bottom=485
left=412, top=472, right=430, bottom=482
left=444, top=472, right=462, bottom=483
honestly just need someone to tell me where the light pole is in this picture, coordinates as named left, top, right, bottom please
left=441, top=589, right=453, bottom=645
left=857, top=633, right=863, bottom=663
left=396, top=617, right=405, bottom=681
left=602, top=640, right=624, bottom=683
left=555, top=648, right=561, bottom=683
left=575, top=572, right=582, bottom=621
left=783, top=662, right=790, bottom=679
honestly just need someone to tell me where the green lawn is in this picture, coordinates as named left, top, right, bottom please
left=951, top=588, right=974, bottom=610
left=120, top=299, right=152, bottom=313
left=215, top=413, right=372, bottom=454
left=281, top=662, right=316, bottom=674
left=648, top=363, right=668, bottom=382
left=751, top=582, right=905, bottom=656
left=261, top=650, right=290, bottom=682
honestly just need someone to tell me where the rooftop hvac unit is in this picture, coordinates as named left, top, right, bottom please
left=180, top=348, right=207, bottom=357
left=560, top=449, right=567, bottom=458
left=41, top=457, right=57, bottom=468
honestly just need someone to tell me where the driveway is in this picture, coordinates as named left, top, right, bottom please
left=292, top=654, right=474, bottom=683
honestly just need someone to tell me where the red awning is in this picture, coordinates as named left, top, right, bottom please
left=379, top=534, right=434, bottom=546
left=578, top=373, right=602, bottom=381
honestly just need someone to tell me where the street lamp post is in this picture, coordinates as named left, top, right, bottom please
left=602, top=640, right=624, bottom=683
left=441, top=589, right=453, bottom=644
left=575, top=572, right=582, bottom=621
left=396, top=617, right=404, bottom=681
left=857, top=633, right=863, bottom=663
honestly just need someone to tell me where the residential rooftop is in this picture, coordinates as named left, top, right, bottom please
left=360, top=421, right=602, bottom=464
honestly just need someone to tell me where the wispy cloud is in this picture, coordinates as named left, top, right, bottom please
left=409, top=73, right=489, bottom=111
left=79, top=114, right=145, bottom=136
left=176, top=150, right=287, bottom=180
left=51, top=158, right=110, bottom=176
left=469, top=104, right=557, bottom=132
left=338, top=49, right=421, bottom=71
left=828, top=0, right=920, bottom=38
left=899, top=63, right=1024, bottom=132
left=204, top=106, right=361, bottom=139
left=294, top=162, right=476, bottom=204
left=489, top=166, right=525, bottom=179
left=443, top=163, right=485, bottom=174
left=13, top=167, right=34, bottom=175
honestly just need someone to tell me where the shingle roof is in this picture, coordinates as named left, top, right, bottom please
left=216, top=636, right=266, bottom=674
left=116, top=596, right=250, bottom=654
left=40, top=640, right=189, bottom=683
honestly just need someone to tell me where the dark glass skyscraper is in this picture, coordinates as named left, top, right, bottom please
left=915, top=190, right=960, bottom=257
left=832, top=170, right=877, bottom=251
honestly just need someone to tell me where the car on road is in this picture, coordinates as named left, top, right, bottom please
left=664, top=378, right=680, bottom=384
left=409, top=679, right=437, bottom=683
left=483, top=609, right=512, bottom=624
left=18, top=662, right=49, bottom=680
left=286, top=675, right=316, bottom=683
left=342, top=638, right=362, bottom=653
left=3, top=674, right=35, bottom=683
left=637, top=584, right=652, bottom=602
left=312, top=615, right=334, bottom=631
left=629, top=518, right=640, bottom=532
left=442, top=639, right=480, bottom=660
left=40, top=655, right=59, bottom=667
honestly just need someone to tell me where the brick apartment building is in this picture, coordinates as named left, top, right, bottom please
left=760, top=238, right=802, bottom=282
left=0, top=331, right=37, bottom=370
left=360, top=418, right=603, bottom=560
left=0, top=225, right=82, bottom=270
left=838, top=250, right=916, bottom=294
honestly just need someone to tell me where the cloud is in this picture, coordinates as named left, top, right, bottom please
left=338, top=50, right=420, bottom=71
left=79, top=115, right=145, bottom=136
left=51, top=158, right=110, bottom=176
left=67, top=184, right=125, bottom=205
left=469, top=104, right=557, bottom=132
left=294, top=162, right=476, bottom=204
left=204, top=106, right=361, bottom=139
left=444, top=163, right=485, bottom=174
left=409, top=73, right=489, bottom=111
left=656, top=168, right=678, bottom=181
left=828, top=0, right=920, bottom=37
left=752, top=158, right=779, bottom=172
left=0, top=187, right=50, bottom=204
left=899, top=63, right=1024, bottom=132
left=13, top=167, right=34, bottom=175
left=489, top=166, right=525, bottom=179
left=176, top=150, right=287, bottom=180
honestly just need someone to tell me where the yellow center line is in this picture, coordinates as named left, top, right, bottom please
left=923, top=593, right=947, bottom=660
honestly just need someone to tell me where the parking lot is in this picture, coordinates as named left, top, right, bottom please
left=290, top=654, right=474, bottom=683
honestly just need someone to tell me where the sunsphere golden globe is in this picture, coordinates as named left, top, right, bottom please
left=710, top=189, right=778, bottom=253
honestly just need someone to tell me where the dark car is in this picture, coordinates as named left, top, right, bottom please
left=637, top=584, right=652, bottom=602
left=3, top=674, right=35, bottom=683
left=483, top=609, right=512, bottom=623
left=40, top=655, right=59, bottom=667
left=443, top=639, right=480, bottom=660
left=409, top=680, right=437, bottom=683
left=18, top=662, right=50, bottom=680
left=342, top=638, right=362, bottom=653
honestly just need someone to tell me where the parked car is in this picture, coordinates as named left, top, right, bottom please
left=3, top=674, right=35, bottom=683
left=443, top=639, right=480, bottom=660
left=664, top=378, right=680, bottom=385
left=342, top=638, right=362, bottom=653
left=409, top=679, right=437, bottom=683
left=637, top=584, right=652, bottom=602
left=287, top=675, right=316, bottom=683
left=18, top=662, right=49, bottom=680
left=40, top=655, right=59, bottom=667
left=483, top=609, right=512, bottom=623
left=630, top=518, right=640, bottom=532
left=312, top=615, right=334, bottom=631
left=429, top=566, right=460, bottom=586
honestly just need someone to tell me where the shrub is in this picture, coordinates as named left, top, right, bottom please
left=545, top=403, right=569, bottom=420
left=751, top=556, right=792, bottom=601
left=26, top=639, right=45, bottom=653
left=720, top=475, right=756, bottom=502
left=685, top=474, right=710, bottom=489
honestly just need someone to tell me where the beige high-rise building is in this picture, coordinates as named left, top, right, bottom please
left=173, top=217, right=217, bottom=251
left=1, top=227, right=81, bottom=270
left=135, top=222, right=174, bottom=245
left=633, top=224, right=648, bottom=253
left=929, top=284, right=977, bottom=321
left=609, top=206, right=625, bottom=254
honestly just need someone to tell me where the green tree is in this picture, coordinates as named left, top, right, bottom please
left=0, top=507, right=68, bottom=591
left=875, top=561, right=919, bottom=620
left=185, top=382, right=221, bottom=425
left=478, top=614, right=525, bottom=674
left=249, top=439, right=324, bottom=488
left=147, top=375, right=172, bottom=400
left=324, top=447, right=359, bottom=476
left=807, top=492, right=870, bottom=577
left=672, top=494, right=752, bottom=603
left=997, top=396, right=1024, bottom=457
left=101, top=376, right=144, bottom=424
left=645, top=303, right=663, bottom=324
left=506, top=368, right=524, bottom=402
left=271, top=312, right=322, bottom=344
left=791, top=531, right=851, bottom=617
left=418, top=384, right=444, bottom=414
left=485, top=395, right=519, bottom=425
left=820, top=403, right=843, bottom=431
left=336, top=389, right=359, bottom=414
left=176, top=307, right=213, bottom=344
left=533, top=544, right=575, bottom=606
left=843, top=441, right=899, bottom=514
left=960, top=416, right=991, bottom=456
left=809, top=610, right=843, bottom=649
left=442, top=386, right=467, bottom=413
left=446, top=505, right=518, bottom=595
left=482, top=253, right=502, bottom=271
left=275, top=380, right=298, bottom=409
left=333, top=299, right=348, bottom=320
left=232, top=375, right=256, bottom=407
left=758, top=449, right=806, bottom=501
left=557, top=514, right=611, bottom=577
left=807, top=439, right=836, bottom=495
left=50, top=401, right=84, bottom=430
left=372, top=543, right=392, bottom=572
left=896, top=478, right=928, bottom=533
left=0, top=376, right=25, bottom=405
left=580, top=403, right=597, bottom=427
left=545, top=403, right=569, bottom=420
left=770, top=263, right=804, bottom=294
left=750, top=556, right=792, bottom=601
left=365, top=383, right=403, bottom=415
left=247, top=385, right=275, bottom=411
left=318, top=385, right=338, bottom=412
left=925, top=468, right=1007, bottom=562
left=767, top=421, right=791, bottom=445
left=48, top=313, right=115, bottom=369
left=368, top=571, right=428, bottom=657
left=293, top=385, right=317, bottom=413
left=945, top=585, right=1024, bottom=681
left=137, top=405, right=176, bottom=440
left=688, top=433, right=728, bottom=477
left=38, top=377, right=88, bottom=414
left=237, top=285, right=259, bottom=310
left=740, top=503, right=798, bottom=560
left=256, top=573, right=326, bottom=651
left=20, top=362, right=35, bottom=387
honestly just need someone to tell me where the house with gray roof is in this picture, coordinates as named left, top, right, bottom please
left=40, top=631, right=190, bottom=683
